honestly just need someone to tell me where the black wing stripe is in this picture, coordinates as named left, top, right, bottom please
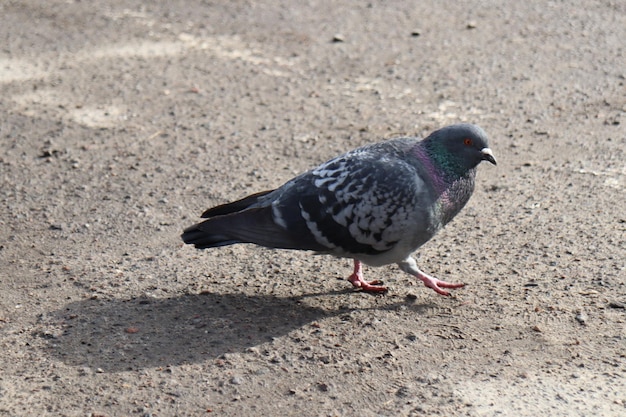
left=299, top=192, right=391, bottom=256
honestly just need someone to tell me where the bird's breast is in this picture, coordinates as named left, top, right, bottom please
left=436, top=175, right=476, bottom=226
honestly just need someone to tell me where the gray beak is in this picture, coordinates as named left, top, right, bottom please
left=480, top=148, right=497, bottom=165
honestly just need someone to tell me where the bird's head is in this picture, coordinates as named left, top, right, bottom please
left=426, top=123, right=497, bottom=175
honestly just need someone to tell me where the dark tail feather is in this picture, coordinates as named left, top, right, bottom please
left=201, top=189, right=275, bottom=218
left=181, top=225, right=240, bottom=249
left=183, top=190, right=276, bottom=248
left=182, top=206, right=326, bottom=252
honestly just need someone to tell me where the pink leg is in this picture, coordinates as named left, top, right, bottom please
left=347, top=260, right=388, bottom=293
left=399, top=258, right=465, bottom=296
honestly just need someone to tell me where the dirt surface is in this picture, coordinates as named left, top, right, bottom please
left=1, top=1, right=625, bottom=416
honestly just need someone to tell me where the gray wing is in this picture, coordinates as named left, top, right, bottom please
left=272, top=139, right=432, bottom=257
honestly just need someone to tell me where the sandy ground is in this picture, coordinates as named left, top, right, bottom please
left=1, top=1, right=625, bottom=416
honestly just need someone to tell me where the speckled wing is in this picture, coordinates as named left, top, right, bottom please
left=271, top=139, right=431, bottom=258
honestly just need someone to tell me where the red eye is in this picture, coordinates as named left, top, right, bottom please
left=464, top=138, right=473, bottom=146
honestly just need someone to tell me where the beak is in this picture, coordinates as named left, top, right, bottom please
left=480, top=148, right=497, bottom=165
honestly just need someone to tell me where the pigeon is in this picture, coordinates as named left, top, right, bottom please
left=182, top=123, right=496, bottom=295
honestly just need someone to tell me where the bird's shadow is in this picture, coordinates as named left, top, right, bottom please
left=40, top=288, right=421, bottom=372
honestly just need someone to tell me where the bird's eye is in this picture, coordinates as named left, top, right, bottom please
left=463, top=138, right=473, bottom=146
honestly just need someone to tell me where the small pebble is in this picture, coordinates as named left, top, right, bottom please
left=79, top=367, right=92, bottom=376
left=318, top=383, right=329, bottom=392
left=396, top=385, right=412, bottom=397
left=417, top=373, right=441, bottom=385
left=254, top=367, right=269, bottom=376
left=230, top=376, right=244, bottom=385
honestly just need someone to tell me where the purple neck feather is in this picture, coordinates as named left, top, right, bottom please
left=413, top=145, right=448, bottom=195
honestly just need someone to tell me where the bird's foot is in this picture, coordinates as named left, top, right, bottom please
left=348, top=273, right=388, bottom=293
left=398, top=258, right=465, bottom=296
left=418, top=274, right=465, bottom=296
left=347, top=259, right=388, bottom=293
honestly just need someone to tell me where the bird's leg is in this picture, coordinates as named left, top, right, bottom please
left=398, top=257, right=465, bottom=296
left=347, top=259, right=388, bottom=293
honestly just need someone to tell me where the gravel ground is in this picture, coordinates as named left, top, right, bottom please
left=1, top=1, right=625, bottom=416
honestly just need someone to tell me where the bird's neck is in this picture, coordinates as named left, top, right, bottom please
left=428, top=140, right=470, bottom=178
left=414, top=142, right=472, bottom=192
